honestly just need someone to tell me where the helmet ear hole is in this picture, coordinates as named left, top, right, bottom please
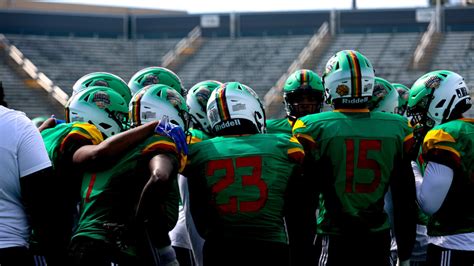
left=99, top=123, right=112, bottom=129
left=435, top=100, right=446, bottom=108
left=196, top=113, right=205, bottom=119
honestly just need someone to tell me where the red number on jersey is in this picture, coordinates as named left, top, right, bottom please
left=206, top=156, right=267, bottom=214
left=345, top=139, right=382, bottom=193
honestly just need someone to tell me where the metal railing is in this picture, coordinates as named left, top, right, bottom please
left=412, top=16, right=437, bottom=69
left=162, top=26, right=202, bottom=69
left=0, top=34, right=69, bottom=106
left=264, top=22, right=329, bottom=116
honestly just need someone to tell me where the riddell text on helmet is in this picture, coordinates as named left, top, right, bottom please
left=215, top=119, right=241, bottom=131
left=342, top=98, right=369, bottom=104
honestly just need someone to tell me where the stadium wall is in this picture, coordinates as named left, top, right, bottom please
left=0, top=7, right=473, bottom=38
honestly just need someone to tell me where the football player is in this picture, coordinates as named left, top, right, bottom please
left=70, top=84, right=188, bottom=266
left=266, top=69, right=324, bottom=134
left=293, top=50, right=417, bottom=265
left=407, top=70, right=473, bottom=265
left=37, top=86, right=162, bottom=265
left=169, top=79, right=222, bottom=266
left=184, top=82, right=307, bottom=266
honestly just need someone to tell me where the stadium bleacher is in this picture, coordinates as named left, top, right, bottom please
left=177, top=35, right=311, bottom=99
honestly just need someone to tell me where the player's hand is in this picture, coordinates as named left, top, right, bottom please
left=51, top=114, right=65, bottom=125
left=407, top=123, right=430, bottom=160
left=154, top=115, right=188, bottom=155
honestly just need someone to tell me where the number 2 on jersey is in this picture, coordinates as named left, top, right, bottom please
left=206, top=156, right=268, bottom=214
left=345, top=139, right=382, bottom=193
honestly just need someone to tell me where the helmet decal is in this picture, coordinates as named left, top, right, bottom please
left=166, top=89, right=185, bottom=109
left=217, top=87, right=231, bottom=121
left=397, top=88, right=409, bottom=101
left=130, top=88, right=147, bottom=126
left=232, top=102, right=246, bottom=112
left=325, top=56, right=338, bottom=74
left=424, top=76, right=442, bottom=90
left=346, top=50, right=362, bottom=97
left=336, top=84, right=350, bottom=97
left=93, top=80, right=109, bottom=87
left=300, top=70, right=309, bottom=86
left=373, top=83, right=388, bottom=99
left=142, top=74, right=159, bottom=86
left=195, top=87, right=211, bottom=111
left=92, top=91, right=111, bottom=109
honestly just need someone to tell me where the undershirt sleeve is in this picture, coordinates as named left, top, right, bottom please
left=416, top=161, right=453, bottom=215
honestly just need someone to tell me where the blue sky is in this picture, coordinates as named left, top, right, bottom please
left=43, top=0, right=441, bottom=14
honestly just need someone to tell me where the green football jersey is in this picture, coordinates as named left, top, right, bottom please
left=293, top=110, right=412, bottom=234
left=73, top=135, right=182, bottom=254
left=421, top=118, right=474, bottom=236
left=266, top=117, right=294, bottom=135
left=36, top=122, right=104, bottom=252
left=185, top=133, right=304, bottom=243
left=187, top=127, right=212, bottom=144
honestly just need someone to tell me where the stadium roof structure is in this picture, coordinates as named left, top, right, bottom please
left=0, top=0, right=186, bottom=15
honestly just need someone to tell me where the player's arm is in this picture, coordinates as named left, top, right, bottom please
left=416, top=129, right=459, bottom=215
left=136, top=153, right=179, bottom=222
left=389, top=156, right=417, bottom=261
left=72, top=121, right=159, bottom=170
left=37, top=117, right=57, bottom=132
left=416, top=162, right=453, bottom=215
left=185, top=168, right=213, bottom=239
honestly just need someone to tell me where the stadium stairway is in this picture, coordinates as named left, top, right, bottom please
left=0, top=43, right=64, bottom=119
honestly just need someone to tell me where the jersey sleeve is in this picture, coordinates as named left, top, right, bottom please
left=292, top=118, right=317, bottom=151
left=287, top=136, right=305, bottom=164
left=142, top=135, right=186, bottom=172
left=59, top=123, right=104, bottom=155
left=422, top=128, right=460, bottom=170
left=187, top=128, right=211, bottom=144
left=17, top=115, right=52, bottom=177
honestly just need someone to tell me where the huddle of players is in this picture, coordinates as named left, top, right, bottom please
left=31, top=48, right=472, bottom=266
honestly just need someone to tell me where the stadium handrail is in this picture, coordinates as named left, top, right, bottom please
left=412, top=15, right=437, bottom=69
left=0, top=34, right=69, bottom=106
left=162, top=26, right=202, bottom=69
left=264, top=22, right=329, bottom=117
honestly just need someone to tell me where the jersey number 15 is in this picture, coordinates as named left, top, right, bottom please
left=345, top=139, right=382, bottom=193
